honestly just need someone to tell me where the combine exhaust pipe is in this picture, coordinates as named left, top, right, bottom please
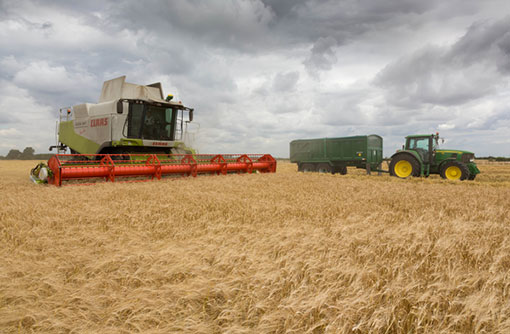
left=42, top=153, right=276, bottom=186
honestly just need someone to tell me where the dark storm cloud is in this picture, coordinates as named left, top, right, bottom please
left=272, top=71, right=299, bottom=92
left=451, top=18, right=510, bottom=65
left=105, top=1, right=275, bottom=52
left=0, top=0, right=11, bottom=19
left=99, top=0, right=491, bottom=81
left=105, top=0, right=472, bottom=53
left=99, top=0, right=499, bottom=84
left=260, top=0, right=474, bottom=44
left=375, top=16, right=510, bottom=108
left=303, top=36, right=338, bottom=77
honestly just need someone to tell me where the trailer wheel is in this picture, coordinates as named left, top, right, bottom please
left=339, top=166, right=347, bottom=175
left=317, top=163, right=332, bottom=174
left=440, top=161, right=469, bottom=181
left=300, top=163, right=316, bottom=172
left=390, top=155, right=420, bottom=178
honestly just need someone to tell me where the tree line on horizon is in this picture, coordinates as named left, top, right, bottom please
left=0, top=147, right=53, bottom=160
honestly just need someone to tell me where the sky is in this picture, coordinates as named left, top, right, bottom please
left=1, top=0, right=510, bottom=157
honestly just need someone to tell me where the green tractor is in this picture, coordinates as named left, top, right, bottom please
left=389, top=133, right=480, bottom=180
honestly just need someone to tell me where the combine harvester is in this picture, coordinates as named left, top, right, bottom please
left=31, top=76, right=276, bottom=186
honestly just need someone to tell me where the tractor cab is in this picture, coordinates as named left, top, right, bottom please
left=405, top=134, right=434, bottom=164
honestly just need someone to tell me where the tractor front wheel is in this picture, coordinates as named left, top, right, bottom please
left=440, top=161, right=469, bottom=181
left=389, top=155, right=420, bottom=178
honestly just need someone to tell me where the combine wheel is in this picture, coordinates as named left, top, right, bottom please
left=300, top=163, right=316, bottom=173
left=317, top=163, right=332, bottom=174
left=440, top=161, right=469, bottom=181
left=389, top=155, right=420, bottom=178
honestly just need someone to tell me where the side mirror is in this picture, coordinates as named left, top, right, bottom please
left=189, top=109, right=194, bottom=122
left=117, top=100, right=124, bottom=114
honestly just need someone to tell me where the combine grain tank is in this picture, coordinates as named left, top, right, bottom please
left=290, top=135, right=383, bottom=174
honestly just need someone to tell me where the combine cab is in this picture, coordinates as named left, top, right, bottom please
left=32, top=76, right=276, bottom=186
left=50, top=76, right=195, bottom=155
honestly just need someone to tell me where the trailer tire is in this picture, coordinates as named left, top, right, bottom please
left=300, top=163, right=316, bottom=173
left=440, top=161, right=469, bottom=181
left=339, top=166, right=347, bottom=175
left=317, top=163, right=332, bottom=174
left=390, top=155, right=420, bottom=178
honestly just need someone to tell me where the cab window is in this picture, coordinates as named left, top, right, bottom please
left=409, top=138, right=429, bottom=150
left=127, top=103, right=144, bottom=138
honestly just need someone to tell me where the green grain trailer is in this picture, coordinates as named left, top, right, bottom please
left=289, top=135, right=383, bottom=174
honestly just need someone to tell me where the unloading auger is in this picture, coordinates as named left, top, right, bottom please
left=30, top=76, right=276, bottom=186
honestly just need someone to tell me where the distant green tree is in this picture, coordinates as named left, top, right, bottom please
left=20, top=147, right=36, bottom=160
left=34, top=153, right=54, bottom=160
left=5, top=149, right=22, bottom=159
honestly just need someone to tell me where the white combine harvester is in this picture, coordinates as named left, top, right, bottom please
left=31, top=76, right=276, bottom=186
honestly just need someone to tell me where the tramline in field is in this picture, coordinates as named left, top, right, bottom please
left=30, top=76, right=276, bottom=186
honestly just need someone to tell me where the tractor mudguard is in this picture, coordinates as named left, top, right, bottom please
left=390, top=150, right=422, bottom=163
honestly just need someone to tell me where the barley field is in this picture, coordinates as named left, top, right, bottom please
left=1, top=160, right=510, bottom=333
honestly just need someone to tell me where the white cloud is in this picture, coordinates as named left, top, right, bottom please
left=0, top=128, right=21, bottom=136
left=0, top=80, right=55, bottom=154
left=13, top=61, right=96, bottom=95
left=438, top=123, right=456, bottom=130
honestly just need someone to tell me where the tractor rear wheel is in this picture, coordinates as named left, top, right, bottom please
left=389, top=155, right=420, bottom=178
left=300, top=163, right=316, bottom=172
left=317, top=163, right=332, bottom=174
left=440, top=161, right=469, bottom=180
